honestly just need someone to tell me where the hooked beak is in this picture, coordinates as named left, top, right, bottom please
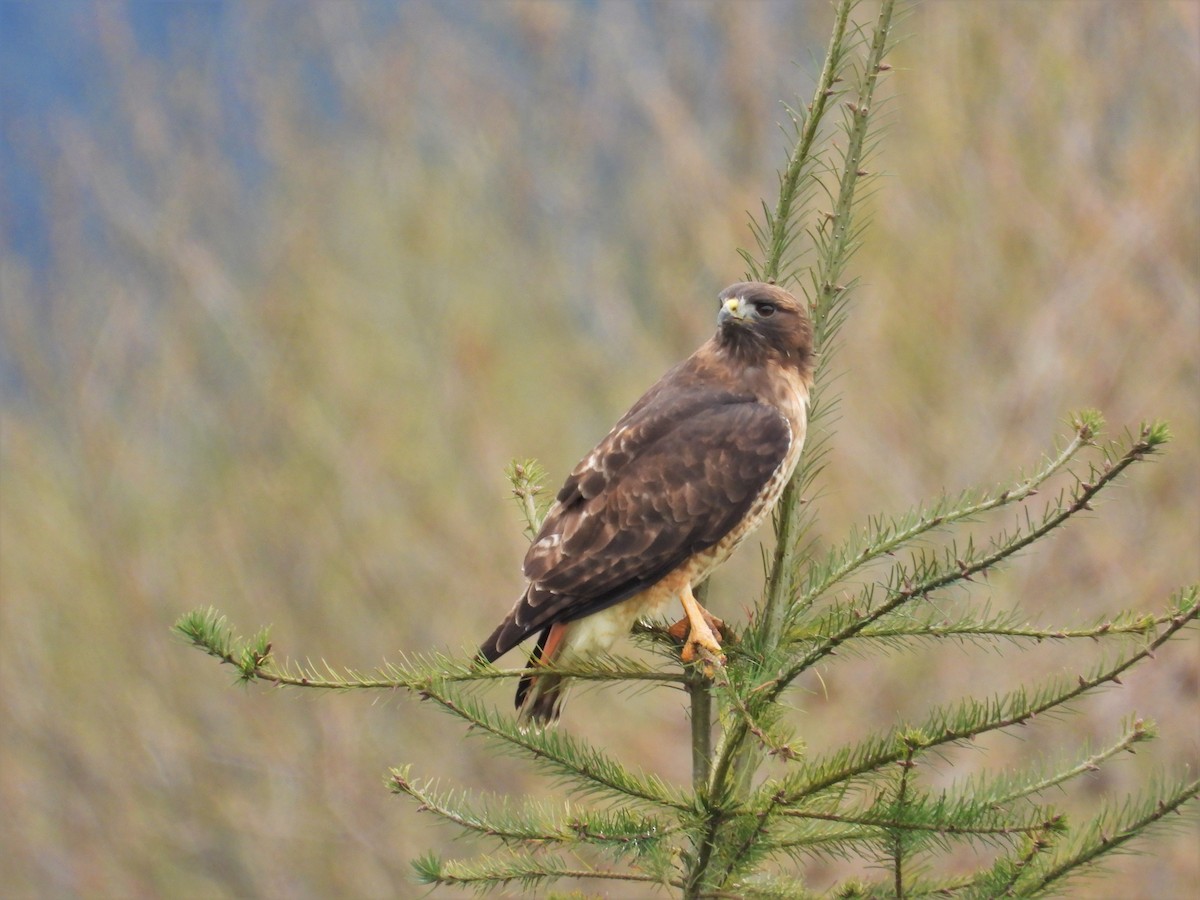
left=718, top=296, right=748, bottom=326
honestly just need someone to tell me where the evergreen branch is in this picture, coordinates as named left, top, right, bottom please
left=711, top=759, right=1066, bottom=894
left=175, top=608, right=275, bottom=684
left=712, top=777, right=843, bottom=890
left=890, top=740, right=918, bottom=898
left=952, top=718, right=1156, bottom=810
left=390, top=767, right=676, bottom=850
left=506, top=458, right=550, bottom=540
left=774, top=423, right=1172, bottom=695
left=1016, top=775, right=1200, bottom=896
left=733, top=821, right=879, bottom=892
left=709, top=430, right=1179, bottom=836
left=991, top=831, right=1059, bottom=900
left=759, top=0, right=905, bottom=645
left=722, top=876, right=819, bottom=900
left=799, top=411, right=1100, bottom=607
left=957, top=825, right=1059, bottom=900
left=775, top=766, right=1068, bottom=847
left=715, top=763, right=891, bottom=886
left=786, top=582, right=1179, bottom=665
left=713, top=670, right=803, bottom=763
left=469, top=654, right=689, bottom=687
left=779, top=807, right=1063, bottom=839
left=770, top=820, right=880, bottom=854
left=758, top=0, right=889, bottom=652
left=177, top=610, right=692, bottom=812
left=391, top=769, right=565, bottom=845
left=413, top=850, right=676, bottom=893
left=689, top=670, right=715, bottom=791
left=741, top=766, right=1066, bottom=883
left=413, top=679, right=694, bottom=814
left=691, top=5, right=899, bottom=893
left=175, top=608, right=684, bottom=689
left=840, top=606, right=1176, bottom=647
left=717, top=792, right=789, bottom=889
left=745, top=0, right=852, bottom=285
left=776, top=589, right=1197, bottom=802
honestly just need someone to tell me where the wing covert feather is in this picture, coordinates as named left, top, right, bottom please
left=499, top=391, right=790, bottom=648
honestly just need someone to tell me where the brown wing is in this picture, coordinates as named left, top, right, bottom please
left=479, top=387, right=791, bottom=661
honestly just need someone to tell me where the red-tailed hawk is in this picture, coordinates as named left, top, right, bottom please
left=480, top=282, right=814, bottom=723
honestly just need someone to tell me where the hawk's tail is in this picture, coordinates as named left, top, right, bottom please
left=515, top=623, right=569, bottom=726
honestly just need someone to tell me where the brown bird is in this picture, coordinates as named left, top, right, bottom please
left=480, top=282, right=814, bottom=723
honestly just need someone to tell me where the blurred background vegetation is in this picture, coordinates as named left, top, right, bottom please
left=1, top=1, right=1196, bottom=896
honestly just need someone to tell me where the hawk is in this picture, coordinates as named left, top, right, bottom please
left=480, top=282, right=814, bottom=723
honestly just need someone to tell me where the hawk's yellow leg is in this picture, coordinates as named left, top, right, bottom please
left=672, top=583, right=726, bottom=674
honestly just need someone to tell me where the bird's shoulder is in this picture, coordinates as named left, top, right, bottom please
left=553, top=353, right=763, bottom=507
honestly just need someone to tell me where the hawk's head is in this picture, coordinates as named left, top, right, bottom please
left=715, top=282, right=813, bottom=374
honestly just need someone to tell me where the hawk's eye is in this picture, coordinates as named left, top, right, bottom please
left=756, top=302, right=777, bottom=318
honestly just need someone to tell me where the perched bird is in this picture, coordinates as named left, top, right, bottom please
left=480, top=282, right=814, bottom=723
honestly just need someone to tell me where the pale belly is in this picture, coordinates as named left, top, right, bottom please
left=556, top=591, right=674, bottom=663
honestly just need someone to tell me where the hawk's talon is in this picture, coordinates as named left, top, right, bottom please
left=682, top=640, right=725, bottom=678
left=673, top=585, right=728, bottom=676
left=668, top=609, right=727, bottom=645
left=677, top=616, right=726, bottom=677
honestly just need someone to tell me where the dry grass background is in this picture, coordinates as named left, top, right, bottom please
left=1, top=2, right=1196, bottom=897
